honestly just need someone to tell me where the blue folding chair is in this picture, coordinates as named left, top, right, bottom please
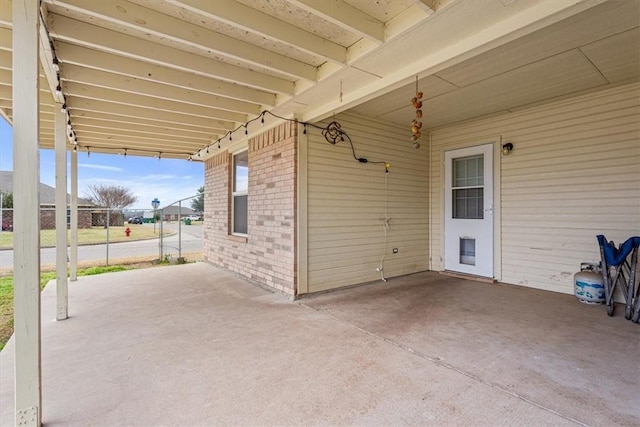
left=596, top=235, right=640, bottom=322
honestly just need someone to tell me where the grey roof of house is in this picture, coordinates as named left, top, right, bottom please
left=161, top=205, right=195, bottom=215
left=0, top=170, right=95, bottom=206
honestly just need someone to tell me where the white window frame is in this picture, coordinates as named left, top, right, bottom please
left=231, top=149, right=248, bottom=236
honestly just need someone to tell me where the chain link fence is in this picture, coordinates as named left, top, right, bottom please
left=158, top=195, right=203, bottom=263
left=0, top=198, right=203, bottom=275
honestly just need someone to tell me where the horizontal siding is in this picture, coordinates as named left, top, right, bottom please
left=430, top=82, right=640, bottom=295
left=307, top=112, right=429, bottom=293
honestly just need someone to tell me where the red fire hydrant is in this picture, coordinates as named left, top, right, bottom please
left=125, top=227, right=131, bottom=237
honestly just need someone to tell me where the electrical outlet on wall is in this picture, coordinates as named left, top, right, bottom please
left=392, top=248, right=398, bottom=254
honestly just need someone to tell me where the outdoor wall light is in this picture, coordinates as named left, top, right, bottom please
left=502, top=142, right=514, bottom=155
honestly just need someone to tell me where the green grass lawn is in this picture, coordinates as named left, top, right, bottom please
left=0, top=265, right=130, bottom=351
left=0, top=225, right=172, bottom=249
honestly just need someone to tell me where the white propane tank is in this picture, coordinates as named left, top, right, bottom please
left=574, top=262, right=605, bottom=304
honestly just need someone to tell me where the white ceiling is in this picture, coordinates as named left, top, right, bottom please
left=352, top=0, right=640, bottom=130
left=0, top=0, right=638, bottom=159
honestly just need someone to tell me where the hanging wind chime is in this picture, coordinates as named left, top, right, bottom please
left=410, top=76, right=423, bottom=149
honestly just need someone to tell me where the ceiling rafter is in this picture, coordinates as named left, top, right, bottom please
left=70, top=111, right=219, bottom=135
left=71, top=136, right=200, bottom=154
left=61, top=63, right=260, bottom=115
left=0, top=0, right=10, bottom=28
left=0, top=27, right=13, bottom=50
left=415, top=0, right=438, bottom=14
left=55, top=42, right=276, bottom=107
left=68, top=97, right=234, bottom=132
left=72, top=116, right=215, bottom=140
left=74, top=126, right=207, bottom=145
left=45, top=0, right=318, bottom=82
left=289, top=0, right=384, bottom=44
left=63, top=81, right=248, bottom=123
left=48, top=14, right=295, bottom=94
left=167, top=0, right=347, bottom=64
left=0, top=50, right=10, bottom=69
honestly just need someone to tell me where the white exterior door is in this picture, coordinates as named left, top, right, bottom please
left=444, top=144, right=494, bottom=277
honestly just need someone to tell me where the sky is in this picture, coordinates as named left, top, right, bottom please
left=0, top=117, right=204, bottom=210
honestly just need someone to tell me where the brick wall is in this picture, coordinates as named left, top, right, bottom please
left=3, top=208, right=92, bottom=230
left=204, top=122, right=297, bottom=295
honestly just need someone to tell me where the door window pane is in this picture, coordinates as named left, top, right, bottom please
left=453, top=188, right=484, bottom=219
left=460, top=238, right=476, bottom=265
left=452, top=154, right=484, bottom=219
left=453, top=155, right=483, bottom=187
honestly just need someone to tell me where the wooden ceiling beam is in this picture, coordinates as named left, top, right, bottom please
left=63, top=81, right=247, bottom=123
left=71, top=116, right=215, bottom=140
left=168, top=0, right=347, bottom=64
left=67, top=97, right=234, bottom=132
left=73, top=134, right=202, bottom=154
left=48, top=14, right=295, bottom=94
left=74, top=127, right=208, bottom=146
left=61, top=63, right=260, bottom=115
left=45, top=0, right=317, bottom=81
left=70, top=110, right=220, bottom=135
left=290, top=0, right=384, bottom=44
left=55, top=42, right=276, bottom=107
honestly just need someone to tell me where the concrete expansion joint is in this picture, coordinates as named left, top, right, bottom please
left=298, top=303, right=590, bottom=427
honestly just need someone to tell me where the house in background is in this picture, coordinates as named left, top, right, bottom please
left=0, top=170, right=95, bottom=230
left=161, top=205, right=197, bottom=222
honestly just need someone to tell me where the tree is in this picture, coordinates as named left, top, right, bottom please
left=85, top=184, right=137, bottom=227
left=84, top=184, right=137, bottom=209
left=191, top=186, right=204, bottom=212
left=0, top=191, right=12, bottom=208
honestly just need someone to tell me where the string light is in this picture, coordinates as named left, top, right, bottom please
left=158, top=152, right=162, bottom=160
left=244, top=125, right=248, bottom=136
left=87, top=146, right=90, bottom=157
left=55, top=84, right=62, bottom=96
left=217, top=140, right=221, bottom=149
left=206, top=146, right=210, bottom=154
left=52, top=57, right=60, bottom=72
left=73, top=145, right=77, bottom=152
left=61, top=103, right=67, bottom=113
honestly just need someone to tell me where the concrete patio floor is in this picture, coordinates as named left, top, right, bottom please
left=1, top=263, right=638, bottom=426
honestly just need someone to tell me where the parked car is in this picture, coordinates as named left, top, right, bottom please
left=184, top=215, right=202, bottom=221
left=128, top=216, right=144, bottom=224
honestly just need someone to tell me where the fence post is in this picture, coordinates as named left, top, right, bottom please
left=159, top=208, right=163, bottom=261
left=106, top=208, right=110, bottom=266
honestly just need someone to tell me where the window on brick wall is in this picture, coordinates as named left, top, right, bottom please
left=232, top=150, right=248, bottom=235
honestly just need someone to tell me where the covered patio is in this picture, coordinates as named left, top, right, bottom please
left=1, top=263, right=637, bottom=426
left=2, top=1, right=638, bottom=424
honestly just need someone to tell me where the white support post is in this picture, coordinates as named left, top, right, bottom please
left=55, top=103, right=68, bottom=320
left=12, top=0, right=42, bottom=425
left=70, top=148, right=78, bottom=281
